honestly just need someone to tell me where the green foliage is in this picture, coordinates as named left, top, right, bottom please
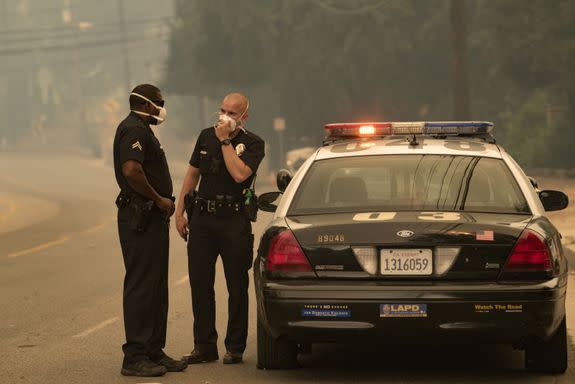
left=500, top=91, right=549, bottom=167
left=165, top=0, right=575, bottom=167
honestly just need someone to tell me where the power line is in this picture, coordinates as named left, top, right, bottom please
left=0, top=25, right=155, bottom=44
left=0, top=42, right=166, bottom=75
left=0, top=34, right=169, bottom=57
left=0, top=16, right=174, bottom=35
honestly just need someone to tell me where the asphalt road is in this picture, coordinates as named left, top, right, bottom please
left=0, top=152, right=574, bottom=384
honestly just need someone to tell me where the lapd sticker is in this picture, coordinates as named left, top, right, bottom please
left=474, top=304, right=523, bottom=313
left=302, top=304, right=351, bottom=318
left=235, top=143, right=246, bottom=156
left=131, top=141, right=142, bottom=151
left=380, top=304, right=427, bottom=318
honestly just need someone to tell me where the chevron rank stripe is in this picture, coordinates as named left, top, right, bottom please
left=131, top=141, right=142, bottom=151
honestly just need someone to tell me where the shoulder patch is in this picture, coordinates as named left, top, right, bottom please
left=131, top=141, right=143, bottom=151
left=235, top=143, right=246, bottom=156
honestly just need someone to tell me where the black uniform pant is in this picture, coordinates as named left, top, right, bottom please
left=187, top=212, right=254, bottom=354
left=117, top=206, right=169, bottom=365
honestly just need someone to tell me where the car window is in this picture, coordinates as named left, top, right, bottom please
left=288, top=155, right=530, bottom=215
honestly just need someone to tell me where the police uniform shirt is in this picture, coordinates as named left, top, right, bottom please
left=113, top=112, right=173, bottom=198
left=189, top=127, right=265, bottom=200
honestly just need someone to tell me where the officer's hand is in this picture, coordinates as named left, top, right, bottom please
left=176, top=213, right=188, bottom=241
left=215, top=121, right=230, bottom=141
left=156, top=197, right=175, bottom=218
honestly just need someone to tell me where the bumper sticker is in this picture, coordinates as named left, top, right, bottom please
left=474, top=304, right=523, bottom=313
left=380, top=304, right=427, bottom=318
left=301, top=304, right=351, bottom=318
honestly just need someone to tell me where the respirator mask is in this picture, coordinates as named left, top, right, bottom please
left=217, top=100, right=249, bottom=133
left=130, top=92, right=167, bottom=125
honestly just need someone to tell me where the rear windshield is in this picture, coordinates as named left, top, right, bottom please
left=288, top=155, right=530, bottom=215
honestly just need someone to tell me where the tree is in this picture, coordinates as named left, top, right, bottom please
left=166, top=0, right=454, bottom=144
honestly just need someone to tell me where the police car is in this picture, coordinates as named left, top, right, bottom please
left=254, top=122, right=569, bottom=373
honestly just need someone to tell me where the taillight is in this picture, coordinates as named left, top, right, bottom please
left=266, top=230, right=312, bottom=272
left=503, top=230, right=552, bottom=272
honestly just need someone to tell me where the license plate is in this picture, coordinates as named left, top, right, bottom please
left=380, top=249, right=432, bottom=275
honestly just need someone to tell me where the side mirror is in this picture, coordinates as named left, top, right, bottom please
left=276, top=169, right=293, bottom=192
left=528, top=176, right=539, bottom=190
left=539, top=190, right=569, bottom=212
left=258, top=191, right=282, bottom=213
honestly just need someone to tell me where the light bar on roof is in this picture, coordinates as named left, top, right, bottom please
left=324, top=121, right=494, bottom=140
left=324, top=122, right=392, bottom=137
left=391, top=122, right=425, bottom=135
left=424, top=121, right=493, bottom=135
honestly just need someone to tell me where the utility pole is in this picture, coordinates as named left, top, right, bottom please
left=450, top=0, right=470, bottom=119
left=1, top=0, right=7, bottom=27
left=117, top=0, right=131, bottom=93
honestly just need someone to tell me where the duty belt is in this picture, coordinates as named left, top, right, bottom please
left=194, top=198, right=244, bottom=215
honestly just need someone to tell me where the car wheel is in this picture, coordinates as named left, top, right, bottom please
left=257, top=316, right=299, bottom=369
left=525, top=316, right=567, bottom=374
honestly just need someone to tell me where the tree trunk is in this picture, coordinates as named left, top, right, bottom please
left=451, top=0, right=470, bottom=119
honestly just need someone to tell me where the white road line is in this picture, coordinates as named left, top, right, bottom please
left=0, top=197, right=17, bottom=222
left=175, top=275, right=189, bottom=286
left=6, top=235, right=71, bottom=258
left=81, top=223, right=106, bottom=234
left=72, top=317, right=118, bottom=338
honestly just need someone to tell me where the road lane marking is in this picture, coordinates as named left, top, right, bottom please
left=6, top=235, right=71, bottom=258
left=0, top=197, right=17, bottom=221
left=72, top=317, right=118, bottom=338
left=81, top=223, right=107, bottom=234
left=175, top=275, right=189, bottom=286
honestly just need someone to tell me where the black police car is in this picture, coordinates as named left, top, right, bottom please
left=255, top=122, right=570, bottom=373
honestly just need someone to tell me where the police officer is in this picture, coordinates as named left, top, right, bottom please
left=175, top=93, right=265, bottom=365
left=113, top=84, right=187, bottom=377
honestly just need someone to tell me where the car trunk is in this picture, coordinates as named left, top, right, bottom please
left=286, top=212, right=532, bottom=281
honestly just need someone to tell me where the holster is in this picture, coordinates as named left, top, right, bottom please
left=115, top=191, right=154, bottom=232
left=128, top=200, right=154, bottom=232
left=243, top=188, right=258, bottom=222
left=243, top=174, right=259, bottom=222
left=184, top=190, right=198, bottom=220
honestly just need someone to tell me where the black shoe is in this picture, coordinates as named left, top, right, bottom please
left=223, top=351, right=243, bottom=364
left=151, top=354, right=188, bottom=372
left=182, top=349, right=219, bottom=364
left=121, top=359, right=167, bottom=377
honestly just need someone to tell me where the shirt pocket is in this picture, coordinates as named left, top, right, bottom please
left=199, top=148, right=222, bottom=174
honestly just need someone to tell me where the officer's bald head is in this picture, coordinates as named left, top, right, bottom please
left=224, top=93, right=249, bottom=111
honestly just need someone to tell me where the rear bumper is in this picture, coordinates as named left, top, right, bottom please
left=258, top=278, right=567, bottom=345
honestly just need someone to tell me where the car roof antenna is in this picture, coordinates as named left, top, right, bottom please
left=408, top=134, right=419, bottom=146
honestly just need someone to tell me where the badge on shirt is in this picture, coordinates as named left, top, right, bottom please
left=131, top=141, right=143, bottom=151
left=235, top=143, right=246, bottom=156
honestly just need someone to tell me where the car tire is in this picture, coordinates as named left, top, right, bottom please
left=525, top=316, right=567, bottom=374
left=257, top=316, right=299, bottom=369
